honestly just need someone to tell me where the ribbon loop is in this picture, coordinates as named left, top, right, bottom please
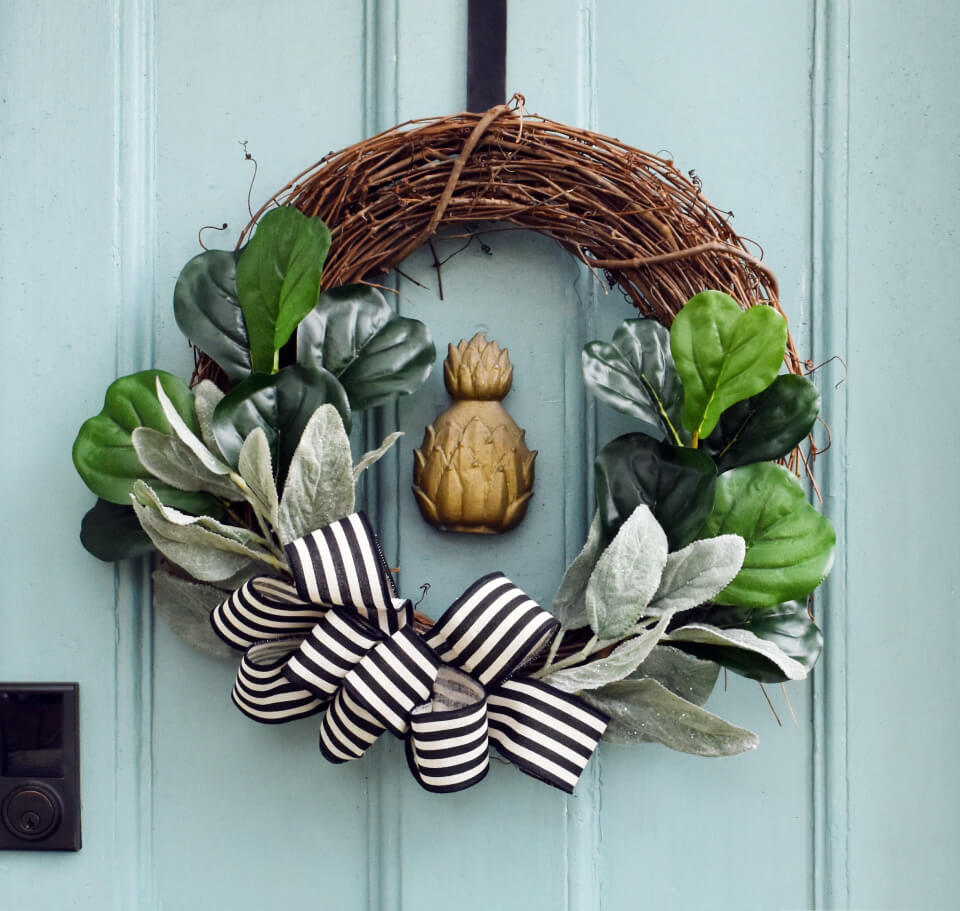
left=232, top=638, right=325, bottom=723
left=212, top=576, right=326, bottom=650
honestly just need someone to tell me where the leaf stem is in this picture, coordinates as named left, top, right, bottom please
left=641, top=376, right=683, bottom=447
left=690, top=431, right=700, bottom=449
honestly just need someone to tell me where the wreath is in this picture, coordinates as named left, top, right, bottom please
left=72, top=99, right=834, bottom=794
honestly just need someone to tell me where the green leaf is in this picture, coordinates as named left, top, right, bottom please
left=552, top=511, right=604, bottom=630
left=581, top=319, right=686, bottom=442
left=666, top=623, right=808, bottom=681
left=585, top=505, right=668, bottom=639
left=276, top=405, right=355, bottom=545
left=297, top=284, right=436, bottom=410
left=544, top=610, right=675, bottom=693
left=595, top=432, right=717, bottom=550
left=193, top=379, right=226, bottom=457
left=646, top=534, right=745, bottom=616
left=582, top=678, right=758, bottom=755
left=173, top=249, right=251, bottom=382
left=236, top=208, right=331, bottom=373
left=72, top=370, right=218, bottom=513
left=705, top=374, right=820, bottom=471
left=353, top=431, right=404, bottom=484
left=697, top=462, right=835, bottom=607
left=670, top=291, right=787, bottom=439
left=211, top=364, right=351, bottom=474
left=237, top=428, right=279, bottom=526
left=678, top=601, right=823, bottom=683
left=131, top=481, right=278, bottom=582
left=152, top=571, right=237, bottom=660
left=80, top=498, right=154, bottom=562
left=632, top=646, right=719, bottom=707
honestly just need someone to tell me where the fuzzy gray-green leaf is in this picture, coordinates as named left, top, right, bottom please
left=152, top=570, right=237, bottom=660
left=276, top=405, right=354, bottom=545
left=238, top=428, right=279, bottom=525
left=646, top=534, right=745, bottom=616
left=632, top=646, right=719, bottom=707
left=552, top=511, right=604, bottom=630
left=193, top=380, right=226, bottom=457
left=132, top=427, right=241, bottom=501
left=666, top=623, right=808, bottom=681
left=353, top=431, right=404, bottom=483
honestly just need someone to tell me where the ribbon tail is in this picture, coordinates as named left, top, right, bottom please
left=487, top=678, right=609, bottom=794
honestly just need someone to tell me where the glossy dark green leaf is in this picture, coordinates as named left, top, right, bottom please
left=211, top=364, right=351, bottom=474
left=670, top=291, right=787, bottom=439
left=697, top=462, right=836, bottom=607
left=582, top=319, right=686, bottom=443
left=705, top=374, right=820, bottom=471
left=72, top=370, right=219, bottom=513
left=595, top=432, right=717, bottom=550
left=236, top=207, right=331, bottom=373
left=80, top=498, right=155, bottom=562
left=173, top=249, right=250, bottom=383
left=674, top=601, right=823, bottom=682
left=297, top=284, right=436, bottom=410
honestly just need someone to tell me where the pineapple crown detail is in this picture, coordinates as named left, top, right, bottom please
left=443, top=333, right=513, bottom=401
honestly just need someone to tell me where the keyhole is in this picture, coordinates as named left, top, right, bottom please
left=21, top=812, right=40, bottom=831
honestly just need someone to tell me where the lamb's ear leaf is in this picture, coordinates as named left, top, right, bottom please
left=152, top=571, right=238, bottom=660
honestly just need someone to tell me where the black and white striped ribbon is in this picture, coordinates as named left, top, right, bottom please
left=212, top=511, right=608, bottom=793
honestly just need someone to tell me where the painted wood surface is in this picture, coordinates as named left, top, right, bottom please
left=1, top=1, right=957, bottom=908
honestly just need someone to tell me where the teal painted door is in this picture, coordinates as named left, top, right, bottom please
left=2, top=1, right=958, bottom=908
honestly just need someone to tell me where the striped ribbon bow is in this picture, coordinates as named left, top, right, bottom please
left=210, top=512, right=608, bottom=794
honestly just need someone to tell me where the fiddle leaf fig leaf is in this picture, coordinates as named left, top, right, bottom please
left=581, top=319, right=686, bottom=442
left=646, top=534, right=746, bottom=616
left=236, top=207, right=331, bottom=373
left=276, top=405, right=355, bottom=545
left=705, top=373, right=821, bottom=471
left=632, top=646, right=719, bottom=707
left=585, top=505, right=668, bottom=639
left=697, top=462, right=836, bottom=607
left=211, top=364, right=351, bottom=474
left=237, top=428, right=279, bottom=526
left=131, top=481, right=278, bottom=582
left=132, top=427, right=242, bottom=501
left=353, top=431, right=404, bottom=484
left=679, top=601, right=823, bottom=683
left=595, top=432, right=717, bottom=550
left=173, top=249, right=251, bottom=382
left=72, top=370, right=218, bottom=513
left=582, top=678, right=758, bottom=755
left=544, top=610, right=675, bottom=694
left=670, top=291, right=787, bottom=440
left=193, top=380, right=226, bottom=457
left=80, top=498, right=155, bottom=562
left=297, top=284, right=436, bottom=410
left=666, top=623, right=808, bottom=681
left=152, top=570, right=237, bottom=660
left=552, top=511, right=604, bottom=630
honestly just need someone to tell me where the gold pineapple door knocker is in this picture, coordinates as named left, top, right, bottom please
left=413, top=334, right=537, bottom=534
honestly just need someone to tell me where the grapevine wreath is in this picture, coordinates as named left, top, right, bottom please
left=73, top=97, right=834, bottom=794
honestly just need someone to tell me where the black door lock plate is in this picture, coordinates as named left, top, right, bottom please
left=0, top=683, right=80, bottom=851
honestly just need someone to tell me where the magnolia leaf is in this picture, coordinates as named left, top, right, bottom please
left=585, top=505, right=668, bottom=639
left=236, top=207, right=331, bottom=373
left=80, top=498, right=154, bottom=562
left=152, top=570, right=236, bottom=660
left=72, top=370, right=218, bottom=513
left=353, top=431, right=404, bottom=483
left=697, top=462, right=836, bottom=607
left=173, top=249, right=250, bottom=382
left=276, top=405, right=355, bottom=545
left=632, top=646, right=719, bottom=707
left=681, top=601, right=823, bottom=683
left=193, top=380, right=226, bottom=457
left=582, top=677, right=758, bottom=755
left=238, top=428, right=280, bottom=525
left=211, top=364, right=351, bottom=473
left=595, top=432, right=716, bottom=550
left=666, top=624, right=808, bottom=681
left=552, top=511, right=604, bottom=630
left=670, top=291, right=787, bottom=439
left=131, top=481, right=276, bottom=582
left=705, top=373, right=821, bottom=471
left=581, top=319, right=685, bottom=442
left=297, top=285, right=436, bottom=410
left=132, top=427, right=241, bottom=501
left=544, top=610, right=675, bottom=693
left=646, top=534, right=746, bottom=616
